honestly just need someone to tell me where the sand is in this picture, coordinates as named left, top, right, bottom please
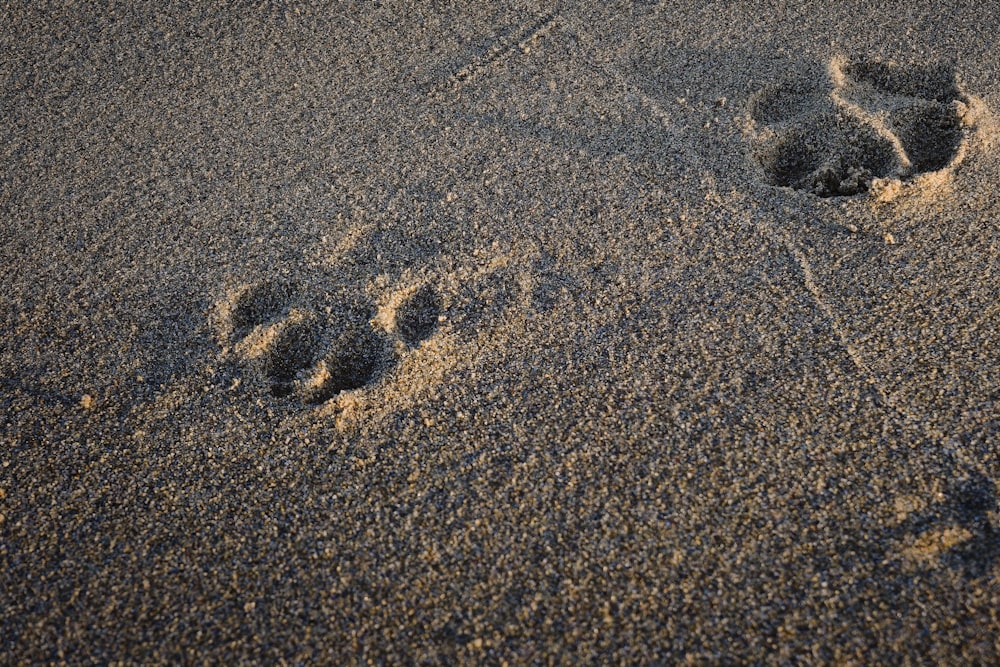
left=3, top=1, right=1000, bottom=663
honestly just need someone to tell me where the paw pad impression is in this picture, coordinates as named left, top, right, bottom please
left=749, top=57, right=976, bottom=198
left=214, top=279, right=444, bottom=405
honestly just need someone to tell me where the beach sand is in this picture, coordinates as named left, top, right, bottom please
left=3, top=1, right=999, bottom=663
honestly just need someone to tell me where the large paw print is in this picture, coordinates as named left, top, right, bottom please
left=213, top=280, right=442, bottom=405
left=749, top=58, right=974, bottom=198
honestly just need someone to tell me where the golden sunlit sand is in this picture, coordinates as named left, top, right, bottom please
left=3, top=2, right=999, bottom=663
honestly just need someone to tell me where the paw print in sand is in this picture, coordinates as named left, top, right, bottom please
left=893, top=472, right=1000, bottom=579
left=213, top=279, right=442, bottom=405
left=749, top=57, right=977, bottom=198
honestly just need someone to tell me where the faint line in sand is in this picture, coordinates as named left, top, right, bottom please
left=756, top=219, right=996, bottom=476
left=756, top=217, right=893, bottom=411
left=555, top=11, right=710, bottom=175
left=429, top=12, right=559, bottom=99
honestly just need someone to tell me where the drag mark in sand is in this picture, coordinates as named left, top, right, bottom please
left=212, top=280, right=443, bottom=406
left=755, top=210, right=996, bottom=499
left=430, top=12, right=558, bottom=98
left=756, top=219, right=891, bottom=411
left=552, top=11, right=711, bottom=175
left=759, top=218, right=989, bottom=476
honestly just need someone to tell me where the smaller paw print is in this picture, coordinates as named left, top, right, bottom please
left=892, top=472, right=1000, bottom=578
left=213, top=279, right=442, bottom=405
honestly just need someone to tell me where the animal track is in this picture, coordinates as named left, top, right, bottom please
left=756, top=112, right=897, bottom=196
left=236, top=307, right=322, bottom=396
left=893, top=472, right=1000, bottom=578
left=749, top=57, right=974, bottom=198
left=214, top=280, right=443, bottom=405
left=429, top=12, right=558, bottom=98
left=222, top=280, right=298, bottom=338
left=394, top=284, right=443, bottom=347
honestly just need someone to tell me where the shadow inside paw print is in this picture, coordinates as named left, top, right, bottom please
left=225, top=280, right=298, bottom=338
left=894, top=472, right=1000, bottom=579
left=217, top=281, right=393, bottom=405
left=253, top=308, right=322, bottom=393
left=298, top=326, right=388, bottom=404
left=938, top=474, right=1000, bottom=578
left=749, top=57, right=971, bottom=198
left=756, top=112, right=897, bottom=197
left=216, top=279, right=445, bottom=406
left=887, top=101, right=965, bottom=173
left=840, top=59, right=961, bottom=103
left=395, top=284, right=443, bottom=347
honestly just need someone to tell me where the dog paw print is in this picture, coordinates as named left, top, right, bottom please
left=213, top=279, right=443, bottom=405
left=393, top=284, right=444, bottom=348
left=749, top=58, right=975, bottom=198
left=892, top=472, right=1000, bottom=578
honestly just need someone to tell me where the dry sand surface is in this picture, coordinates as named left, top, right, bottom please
left=3, top=1, right=1000, bottom=663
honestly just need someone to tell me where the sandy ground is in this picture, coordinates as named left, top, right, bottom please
left=3, top=1, right=1000, bottom=663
